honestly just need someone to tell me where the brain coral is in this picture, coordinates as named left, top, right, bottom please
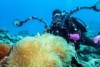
left=8, top=33, right=73, bottom=67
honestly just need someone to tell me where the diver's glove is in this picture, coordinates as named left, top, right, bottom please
left=93, top=35, right=100, bottom=45
left=69, top=34, right=80, bottom=40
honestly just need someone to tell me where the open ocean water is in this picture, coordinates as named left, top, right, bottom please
left=0, top=0, right=100, bottom=35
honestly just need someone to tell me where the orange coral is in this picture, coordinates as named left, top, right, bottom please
left=0, top=43, right=11, bottom=61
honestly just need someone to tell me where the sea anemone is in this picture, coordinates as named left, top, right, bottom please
left=8, top=33, right=73, bottom=67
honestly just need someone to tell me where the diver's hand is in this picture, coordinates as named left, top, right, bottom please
left=69, top=34, right=80, bottom=40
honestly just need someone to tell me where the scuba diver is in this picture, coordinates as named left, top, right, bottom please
left=13, top=9, right=100, bottom=50
left=47, top=9, right=99, bottom=50
left=12, top=0, right=100, bottom=50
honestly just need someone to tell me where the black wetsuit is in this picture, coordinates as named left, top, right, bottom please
left=48, top=17, right=97, bottom=50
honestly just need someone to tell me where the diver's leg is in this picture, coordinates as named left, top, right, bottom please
left=81, top=35, right=97, bottom=48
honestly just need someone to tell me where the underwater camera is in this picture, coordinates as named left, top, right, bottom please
left=13, top=0, right=100, bottom=32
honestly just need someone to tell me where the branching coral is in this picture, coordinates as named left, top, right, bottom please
left=8, top=33, right=74, bottom=67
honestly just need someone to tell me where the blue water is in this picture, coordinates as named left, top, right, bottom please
left=0, top=0, right=100, bottom=35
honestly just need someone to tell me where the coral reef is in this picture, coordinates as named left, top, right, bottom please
left=0, top=27, right=23, bottom=45
left=0, top=28, right=100, bottom=67
left=76, top=45, right=100, bottom=67
left=7, top=33, right=75, bottom=67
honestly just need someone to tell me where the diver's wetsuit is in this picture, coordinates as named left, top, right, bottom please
left=48, top=17, right=97, bottom=50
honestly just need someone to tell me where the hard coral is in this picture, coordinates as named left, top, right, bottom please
left=8, top=33, right=73, bottom=67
